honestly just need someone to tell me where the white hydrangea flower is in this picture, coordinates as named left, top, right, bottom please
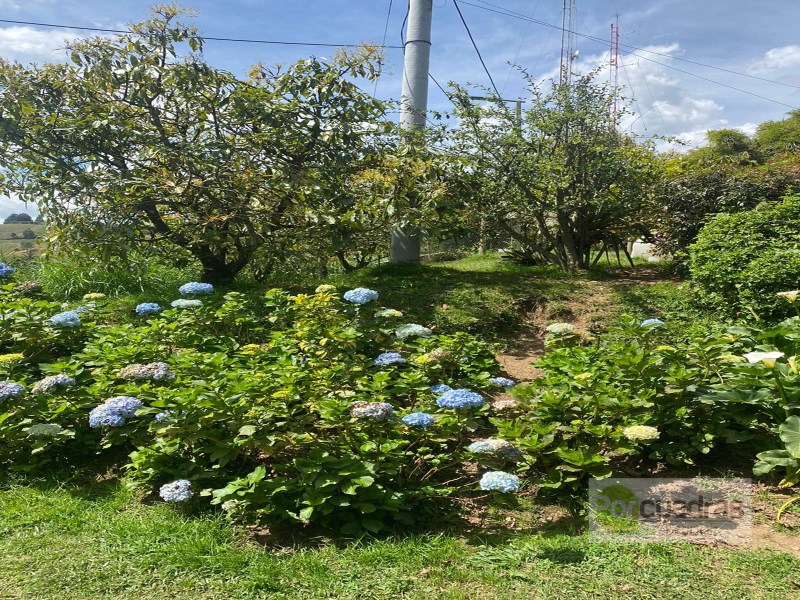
left=622, top=425, right=660, bottom=443
left=545, top=322, right=574, bottom=335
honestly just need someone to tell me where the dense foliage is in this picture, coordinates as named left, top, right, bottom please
left=0, top=6, right=426, bottom=283
left=689, top=194, right=800, bottom=320
left=446, top=72, right=659, bottom=270
left=650, top=157, right=799, bottom=257
left=0, top=273, right=531, bottom=531
left=503, top=314, right=800, bottom=496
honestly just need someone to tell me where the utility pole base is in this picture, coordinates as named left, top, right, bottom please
left=390, top=229, right=421, bottom=264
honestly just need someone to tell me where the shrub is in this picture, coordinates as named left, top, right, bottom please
left=0, top=279, right=520, bottom=532
left=650, top=160, right=799, bottom=257
left=501, top=314, right=800, bottom=493
left=689, top=195, right=800, bottom=320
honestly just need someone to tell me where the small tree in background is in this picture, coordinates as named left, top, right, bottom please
left=3, top=213, right=33, bottom=224
left=449, top=71, right=659, bottom=270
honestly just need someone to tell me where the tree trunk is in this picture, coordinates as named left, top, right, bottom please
left=557, top=213, right=583, bottom=270
left=197, top=253, right=245, bottom=285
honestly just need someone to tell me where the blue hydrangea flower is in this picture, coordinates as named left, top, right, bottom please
left=350, top=401, right=395, bottom=421
left=154, top=411, right=173, bottom=423
left=178, top=282, right=214, bottom=296
left=75, top=303, right=96, bottom=314
left=171, top=298, right=203, bottom=309
left=436, top=388, right=485, bottom=409
left=49, top=310, right=81, bottom=327
left=343, top=287, right=379, bottom=304
left=136, top=302, right=162, bottom=316
left=430, top=383, right=452, bottom=394
left=488, top=376, right=516, bottom=388
left=374, top=352, right=406, bottom=366
left=467, top=439, right=522, bottom=461
left=479, top=471, right=521, bottom=493
left=401, top=412, right=434, bottom=428
left=159, top=479, right=193, bottom=503
left=0, top=263, right=14, bottom=277
left=89, top=396, right=143, bottom=428
left=30, top=374, right=75, bottom=395
left=640, top=318, right=665, bottom=328
left=0, top=381, right=25, bottom=402
left=395, top=323, right=433, bottom=340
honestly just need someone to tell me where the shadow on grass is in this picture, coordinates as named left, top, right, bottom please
left=320, top=258, right=586, bottom=342
left=0, top=453, right=128, bottom=502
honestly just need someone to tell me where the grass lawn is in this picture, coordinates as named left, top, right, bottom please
left=1, top=476, right=798, bottom=600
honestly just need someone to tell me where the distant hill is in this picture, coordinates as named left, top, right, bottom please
left=0, top=223, right=45, bottom=256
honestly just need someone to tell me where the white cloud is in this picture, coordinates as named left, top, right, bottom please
left=749, top=45, right=800, bottom=74
left=0, top=194, right=38, bottom=220
left=0, top=26, right=84, bottom=61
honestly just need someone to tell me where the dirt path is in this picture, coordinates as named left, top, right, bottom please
left=495, top=267, right=674, bottom=385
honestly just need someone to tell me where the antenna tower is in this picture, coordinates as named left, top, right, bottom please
left=610, top=15, right=620, bottom=128
left=559, top=0, right=577, bottom=86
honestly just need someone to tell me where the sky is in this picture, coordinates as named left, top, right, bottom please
left=1, top=0, right=799, bottom=218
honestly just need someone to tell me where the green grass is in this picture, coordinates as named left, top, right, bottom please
left=1, top=477, right=798, bottom=599
left=320, top=254, right=597, bottom=342
left=0, top=223, right=44, bottom=256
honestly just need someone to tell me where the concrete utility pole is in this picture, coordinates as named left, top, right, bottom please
left=390, top=0, right=433, bottom=264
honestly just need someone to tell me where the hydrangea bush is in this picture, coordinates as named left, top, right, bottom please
left=0, top=282, right=524, bottom=531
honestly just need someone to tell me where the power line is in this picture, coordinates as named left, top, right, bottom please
left=452, top=0, right=502, bottom=98
left=374, top=0, right=395, bottom=95
left=0, top=18, right=404, bottom=49
left=632, top=52, right=797, bottom=109
left=501, top=0, right=541, bottom=94
left=460, top=0, right=800, bottom=90
left=429, top=72, right=452, bottom=100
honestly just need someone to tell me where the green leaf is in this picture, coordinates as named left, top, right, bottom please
left=780, top=416, right=800, bottom=457
left=238, top=425, right=258, bottom=437
left=361, top=517, right=383, bottom=533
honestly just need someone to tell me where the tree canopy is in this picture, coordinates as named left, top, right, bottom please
left=0, top=5, right=393, bottom=283
left=447, top=72, right=658, bottom=270
left=2, top=213, right=33, bottom=224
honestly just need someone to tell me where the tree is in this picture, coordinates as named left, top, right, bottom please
left=3, top=213, right=32, bottom=224
left=21, top=228, right=36, bottom=239
left=683, top=128, right=761, bottom=165
left=650, top=156, right=800, bottom=257
left=755, top=109, right=800, bottom=158
left=448, top=72, right=658, bottom=270
left=0, top=5, right=389, bottom=283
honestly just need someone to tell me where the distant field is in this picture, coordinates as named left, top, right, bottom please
left=0, top=223, right=44, bottom=256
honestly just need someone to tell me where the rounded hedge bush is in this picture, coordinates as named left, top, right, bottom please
left=739, top=249, right=800, bottom=321
left=689, top=194, right=800, bottom=319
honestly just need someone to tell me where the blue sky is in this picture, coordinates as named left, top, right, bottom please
left=1, top=0, right=799, bottom=217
